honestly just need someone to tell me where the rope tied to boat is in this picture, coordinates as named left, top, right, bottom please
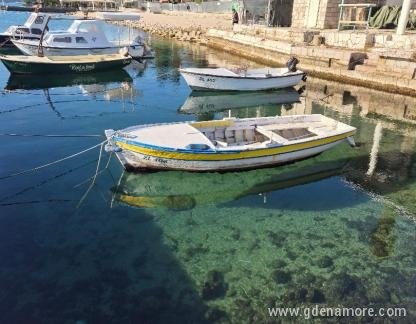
left=0, top=139, right=108, bottom=181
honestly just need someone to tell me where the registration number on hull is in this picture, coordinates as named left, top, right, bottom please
left=199, top=76, right=215, bottom=83
left=69, top=64, right=95, bottom=72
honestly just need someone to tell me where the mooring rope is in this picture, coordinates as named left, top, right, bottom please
left=0, top=140, right=108, bottom=181
left=0, top=159, right=98, bottom=203
left=76, top=142, right=105, bottom=208
left=73, top=153, right=113, bottom=189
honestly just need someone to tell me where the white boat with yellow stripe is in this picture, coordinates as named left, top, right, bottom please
left=104, top=114, right=356, bottom=172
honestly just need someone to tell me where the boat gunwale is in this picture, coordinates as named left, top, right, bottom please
left=179, top=68, right=305, bottom=80
left=11, top=39, right=142, bottom=50
left=0, top=54, right=131, bottom=64
left=112, top=130, right=356, bottom=161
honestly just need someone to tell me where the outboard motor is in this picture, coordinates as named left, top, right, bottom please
left=286, top=56, right=299, bottom=72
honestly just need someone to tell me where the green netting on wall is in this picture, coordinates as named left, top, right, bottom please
left=368, top=5, right=415, bottom=29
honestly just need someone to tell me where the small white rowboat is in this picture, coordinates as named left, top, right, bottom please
left=179, top=67, right=306, bottom=91
left=105, top=114, right=356, bottom=172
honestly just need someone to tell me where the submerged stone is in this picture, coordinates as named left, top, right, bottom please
left=205, top=307, right=228, bottom=322
left=201, top=270, right=228, bottom=300
left=272, top=259, right=288, bottom=269
left=326, top=272, right=361, bottom=301
left=286, top=250, right=298, bottom=260
left=272, top=270, right=292, bottom=284
left=267, top=231, right=287, bottom=247
left=309, top=289, right=326, bottom=303
left=317, top=255, right=334, bottom=268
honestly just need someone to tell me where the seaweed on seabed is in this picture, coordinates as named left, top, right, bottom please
left=370, top=207, right=396, bottom=258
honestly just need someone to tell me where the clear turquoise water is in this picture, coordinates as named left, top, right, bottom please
left=0, top=12, right=415, bottom=323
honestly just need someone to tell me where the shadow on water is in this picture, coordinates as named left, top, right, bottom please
left=112, top=144, right=363, bottom=211
left=0, top=196, right=213, bottom=323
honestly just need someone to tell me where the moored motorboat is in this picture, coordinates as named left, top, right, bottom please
left=11, top=14, right=145, bottom=58
left=0, top=53, right=132, bottom=74
left=105, top=114, right=356, bottom=172
left=0, top=12, right=51, bottom=51
left=179, top=57, right=306, bottom=91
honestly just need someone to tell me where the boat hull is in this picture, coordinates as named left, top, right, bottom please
left=0, top=56, right=132, bottom=74
left=180, top=70, right=305, bottom=91
left=0, top=34, right=40, bottom=49
left=11, top=40, right=145, bottom=58
left=108, top=136, right=353, bottom=172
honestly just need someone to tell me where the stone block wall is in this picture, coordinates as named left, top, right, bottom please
left=291, top=0, right=308, bottom=28
left=292, top=0, right=383, bottom=29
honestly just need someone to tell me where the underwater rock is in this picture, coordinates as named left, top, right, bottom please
left=272, top=270, right=292, bottom=284
left=205, top=307, right=228, bottom=322
left=247, top=238, right=260, bottom=252
left=183, top=243, right=209, bottom=260
left=326, top=271, right=367, bottom=303
left=370, top=214, right=396, bottom=258
left=284, top=287, right=308, bottom=304
left=201, top=270, right=228, bottom=300
left=335, top=273, right=358, bottom=296
left=317, top=255, right=334, bottom=268
left=321, top=241, right=336, bottom=249
left=308, top=289, right=326, bottom=303
left=285, top=250, right=298, bottom=261
left=230, top=228, right=241, bottom=241
left=267, top=231, right=287, bottom=248
left=272, top=259, right=287, bottom=269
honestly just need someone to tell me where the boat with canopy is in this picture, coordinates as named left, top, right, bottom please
left=11, top=13, right=146, bottom=58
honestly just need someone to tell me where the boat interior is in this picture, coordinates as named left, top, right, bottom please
left=230, top=67, right=290, bottom=77
left=190, top=115, right=345, bottom=149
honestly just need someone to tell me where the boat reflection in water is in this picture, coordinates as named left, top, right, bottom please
left=112, top=143, right=355, bottom=210
left=178, top=88, right=301, bottom=115
left=5, top=69, right=133, bottom=91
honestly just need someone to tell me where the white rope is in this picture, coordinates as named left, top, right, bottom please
left=73, top=153, right=113, bottom=189
left=77, top=142, right=105, bottom=208
left=111, top=169, right=124, bottom=208
left=0, top=140, right=108, bottom=180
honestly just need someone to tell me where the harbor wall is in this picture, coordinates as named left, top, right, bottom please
left=115, top=11, right=415, bottom=96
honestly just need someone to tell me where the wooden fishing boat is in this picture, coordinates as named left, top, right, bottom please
left=179, top=65, right=306, bottom=91
left=0, top=53, right=132, bottom=74
left=105, top=114, right=356, bottom=172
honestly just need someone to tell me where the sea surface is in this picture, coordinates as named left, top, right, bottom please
left=0, top=11, right=415, bottom=323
